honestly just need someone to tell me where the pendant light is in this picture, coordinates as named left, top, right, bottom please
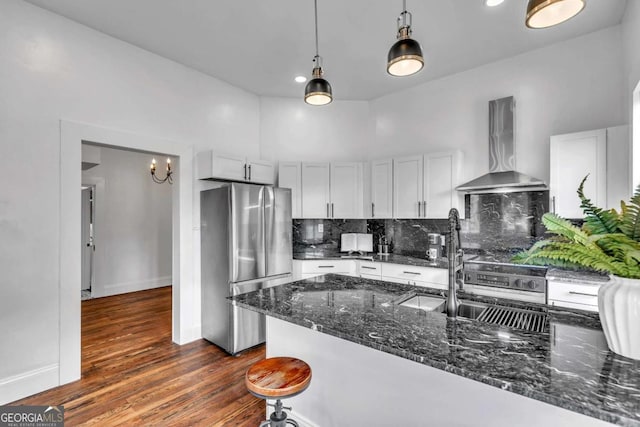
left=525, top=0, right=585, bottom=29
left=304, top=0, right=332, bottom=106
left=387, top=0, right=424, bottom=77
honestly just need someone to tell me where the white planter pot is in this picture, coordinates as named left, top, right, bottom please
left=598, top=275, right=640, bottom=360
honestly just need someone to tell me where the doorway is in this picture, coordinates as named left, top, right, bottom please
left=80, top=185, right=95, bottom=300
left=60, top=121, right=196, bottom=386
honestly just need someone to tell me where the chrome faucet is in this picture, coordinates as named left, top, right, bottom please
left=446, top=208, right=464, bottom=318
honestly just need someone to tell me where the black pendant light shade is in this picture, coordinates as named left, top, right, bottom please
left=387, top=1, right=424, bottom=77
left=305, top=0, right=332, bottom=105
left=305, top=64, right=332, bottom=106
left=525, top=0, right=585, bottom=29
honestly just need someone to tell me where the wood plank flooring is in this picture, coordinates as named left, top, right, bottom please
left=12, top=287, right=266, bottom=426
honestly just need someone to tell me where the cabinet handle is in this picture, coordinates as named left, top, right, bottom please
left=248, top=164, right=252, bottom=180
left=331, top=203, right=334, bottom=218
left=361, top=266, right=377, bottom=270
left=318, top=265, right=335, bottom=268
left=568, top=291, right=598, bottom=297
left=417, top=201, right=421, bottom=217
left=372, top=203, right=375, bottom=217
left=403, top=271, right=421, bottom=275
left=423, top=201, right=427, bottom=217
left=327, top=203, right=330, bottom=218
left=552, top=196, right=556, bottom=214
left=244, top=164, right=247, bottom=180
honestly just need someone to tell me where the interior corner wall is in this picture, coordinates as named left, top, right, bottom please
left=0, top=0, right=259, bottom=403
left=82, top=147, right=173, bottom=298
left=622, top=1, right=640, bottom=190
left=369, top=26, right=626, bottom=186
left=258, top=97, right=371, bottom=163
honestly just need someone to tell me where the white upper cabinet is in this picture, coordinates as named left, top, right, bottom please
left=393, top=151, right=462, bottom=219
left=424, top=151, right=462, bottom=219
left=301, top=163, right=331, bottom=218
left=393, top=155, right=424, bottom=218
left=300, top=162, right=363, bottom=219
left=197, top=151, right=275, bottom=185
left=278, top=162, right=302, bottom=218
left=330, top=162, right=363, bottom=219
left=370, top=159, right=393, bottom=219
left=550, top=129, right=607, bottom=218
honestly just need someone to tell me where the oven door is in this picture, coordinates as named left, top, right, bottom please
left=464, top=284, right=546, bottom=304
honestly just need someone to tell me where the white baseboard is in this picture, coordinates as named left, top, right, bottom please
left=94, top=275, right=171, bottom=298
left=0, top=364, right=59, bottom=405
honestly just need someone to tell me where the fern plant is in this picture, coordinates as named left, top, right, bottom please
left=512, top=176, right=640, bottom=279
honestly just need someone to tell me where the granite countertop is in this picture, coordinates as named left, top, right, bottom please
left=293, top=251, right=449, bottom=269
left=546, top=267, right=611, bottom=285
left=233, top=274, right=640, bottom=426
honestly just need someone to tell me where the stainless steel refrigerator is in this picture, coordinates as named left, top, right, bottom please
left=200, top=183, right=292, bottom=354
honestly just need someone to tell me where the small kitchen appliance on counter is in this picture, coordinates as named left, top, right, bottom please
left=427, top=233, right=444, bottom=261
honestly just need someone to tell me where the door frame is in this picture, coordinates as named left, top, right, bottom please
left=59, top=120, right=195, bottom=385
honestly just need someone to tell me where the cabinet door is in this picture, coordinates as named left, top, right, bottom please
left=550, top=129, right=606, bottom=218
left=278, top=162, right=302, bottom=218
left=247, top=159, right=275, bottom=185
left=393, top=155, right=423, bottom=218
left=370, top=159, right=393, bottom=218
left=606, top=125, right=630, bottom=210
left=424, top=151, right=462, bottom=219
left=301, top=163, right=331, bottom=218
left=330, top=162, right=362, bottom=219
left=211, top=153, right=247, bottom=181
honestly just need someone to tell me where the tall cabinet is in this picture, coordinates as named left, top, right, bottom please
left=393, top=151, right=462, bottom=219
left=550, top=126, right=629, bottom=218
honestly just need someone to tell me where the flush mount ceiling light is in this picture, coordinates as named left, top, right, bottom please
left=304, top=0, right=332, bottom=106
left=485, top=0, right=505, bottom=6
left=387, top=0, right=424, bottom=77
left=295, top=76, right=307, bottom=83
left=525, top=0, right=585, bottom=29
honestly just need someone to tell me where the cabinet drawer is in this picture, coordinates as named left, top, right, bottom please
left=359, top=261, right=382, bottom=276
left=300, top=260, right=356, bottom=274
left=547, top=281, right=601, bottom=308
left=381, top=263, right=447, bottom=285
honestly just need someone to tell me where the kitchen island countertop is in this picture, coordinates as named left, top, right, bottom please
left=233, top=274, right=640, bottom=426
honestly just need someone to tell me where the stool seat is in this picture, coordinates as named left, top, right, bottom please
left=245, top=357, right=312, bottom=399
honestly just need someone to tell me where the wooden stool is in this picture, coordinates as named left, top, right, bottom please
left=245, top=357, right=312, bottom=427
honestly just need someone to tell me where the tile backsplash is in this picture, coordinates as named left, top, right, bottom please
left=292, top=191, right=549, bottom=258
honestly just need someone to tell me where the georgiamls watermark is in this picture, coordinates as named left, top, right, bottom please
left=0, top=406, right=64, bottom=427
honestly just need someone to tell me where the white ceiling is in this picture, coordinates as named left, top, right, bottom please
left=25, top=0, right=627, bottom=101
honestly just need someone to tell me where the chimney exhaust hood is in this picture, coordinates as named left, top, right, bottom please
left=456, top=96, right=547, bottom=193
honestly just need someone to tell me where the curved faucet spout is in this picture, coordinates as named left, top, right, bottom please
left=446, top=208, right=464, bottom=318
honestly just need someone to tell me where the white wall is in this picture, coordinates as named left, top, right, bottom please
left=82, top=146, right=173, bottom=298
left=370, top=26, right=626, bottom=186
left=622, top=1, right=640, bottom=190
left=0, top=0, right=259, bottom=403
left=259, top=97, right=370, bottom=162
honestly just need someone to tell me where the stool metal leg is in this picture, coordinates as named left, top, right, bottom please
left=285, top=419, right=299, bottom=427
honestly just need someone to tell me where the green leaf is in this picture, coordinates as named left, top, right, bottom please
left=577, top=175, right=621, bottom=235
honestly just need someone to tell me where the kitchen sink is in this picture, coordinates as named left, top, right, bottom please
left=398, top=295, right=548, bottom=332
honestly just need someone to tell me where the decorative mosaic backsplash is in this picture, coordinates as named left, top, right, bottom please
left=293, top=191, right=550, bottom=258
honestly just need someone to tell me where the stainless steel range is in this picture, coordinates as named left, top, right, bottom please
left=463, top=256, right=547, bottom=304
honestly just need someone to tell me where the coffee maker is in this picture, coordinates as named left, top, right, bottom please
left=427, top=233, right=444, bottom=261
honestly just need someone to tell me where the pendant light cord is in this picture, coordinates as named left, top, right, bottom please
left=314, top=0, right=319, bottom=58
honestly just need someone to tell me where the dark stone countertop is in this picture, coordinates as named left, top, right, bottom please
left=232, top=274, right=640, bottom=426
left=546, top=268, right=611, bottom=285
left=293, top=251, right=449, bottom=269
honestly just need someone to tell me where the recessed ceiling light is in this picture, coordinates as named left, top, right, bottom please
left=485, top=0, right=505, bottom=6
left=295, top=76, right=307, bottom=83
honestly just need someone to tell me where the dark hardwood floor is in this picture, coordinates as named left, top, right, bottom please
left=12, top=287, right=266, bottom=426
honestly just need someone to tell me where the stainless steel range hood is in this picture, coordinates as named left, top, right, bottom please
left=456, top=96, right=547, bottom=193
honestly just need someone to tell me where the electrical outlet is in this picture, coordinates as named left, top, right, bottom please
left=317, top=223, right=324, bottom=233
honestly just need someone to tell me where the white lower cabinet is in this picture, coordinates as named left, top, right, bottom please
left=300, top=260, right=357, bottom=279
left=547, top=280, right=602, bottom=312
left=380, top=264, right=447, bottom=289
